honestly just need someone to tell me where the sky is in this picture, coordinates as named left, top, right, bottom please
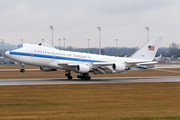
left=1, top=0, right=180, bottom=48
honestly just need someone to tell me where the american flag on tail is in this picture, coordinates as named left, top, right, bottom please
left=148, top=45, right=155, bottom=51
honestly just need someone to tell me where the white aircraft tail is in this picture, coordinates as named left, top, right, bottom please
left=130, top=36, right=163, bottom=60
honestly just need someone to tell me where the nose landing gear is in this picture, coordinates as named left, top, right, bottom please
left=20, top=64, right=25, bottom=73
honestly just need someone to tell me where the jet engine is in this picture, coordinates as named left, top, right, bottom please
left=112, top=63, right=128, bottom=72
left=40, top=67, right=57, bottom=72
left=76, top=64, right=90, bottom=73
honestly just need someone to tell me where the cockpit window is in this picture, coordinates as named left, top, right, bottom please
left=17, top=44, right=23, bottom=48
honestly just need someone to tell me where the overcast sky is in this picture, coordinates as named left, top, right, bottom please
left=1, top=0, right=180, bottom=48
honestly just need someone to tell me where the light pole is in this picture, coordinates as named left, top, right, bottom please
left=87, top=39, right=90, bottom=52
left=42, top=39, right=44, bottom=43
left=97, top=26, right=101, bottom=55
left=145, top=27, right=149, bottom=41
left=58, top=39, right=61, bottom=50
left=115, top=39, right=118, bottom=56
left=21, top=39, right=23, bottom=44
left=1, top=39, right=4, bottom=61
left=63, top=38, right=66, bottom=49
left=49, top=26, right=53, bottom=46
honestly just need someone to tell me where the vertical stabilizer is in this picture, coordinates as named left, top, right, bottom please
left=130, top=36, right=163, bottom=60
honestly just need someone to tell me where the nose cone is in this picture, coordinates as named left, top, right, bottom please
left=5, top=50, right=10, bottom=57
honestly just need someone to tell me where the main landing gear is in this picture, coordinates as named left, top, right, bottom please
left=65, top=71, right=91, bottom=80
left=65, top=71, right=72, bottom=80
left=20, top=64, right=25, bottom=73
left=77, top=73, right=91, bottom=80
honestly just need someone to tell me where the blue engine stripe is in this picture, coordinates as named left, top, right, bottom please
left=10, top=52, right=104, bottom=63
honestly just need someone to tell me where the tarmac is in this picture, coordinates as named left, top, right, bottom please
left=1, top=76, right=180, bottom=86
left=1, top=64, right=180, bottom=86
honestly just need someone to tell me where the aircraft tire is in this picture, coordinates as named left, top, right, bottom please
left=68, top=76, right=72, bottom=80
left=65, top=73, right=69, bottom=77
left=77, top=75, right=81, bottom=79
left=86, top=76, right=91, bottom=80
left=20, top=69, right=25, bottom=73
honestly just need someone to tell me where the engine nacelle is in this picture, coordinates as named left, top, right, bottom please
left=76, top=64, right=90, bottom=73
left=40, top=67, right=57, bottom=72
left=112, top=63, right=126, bottom=72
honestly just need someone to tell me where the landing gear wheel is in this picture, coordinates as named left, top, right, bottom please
left=77, top=73, right=91, bottom=80
left=20, top=64, right=25, bottom=73
left=20, top=69, right=25, bottom=73
left=65, top=71, right=73, bottom=80
left=77, top=75, right=82, bottom=79
left=87, top=76, right=91, bottom=80
left=81, top=76, right=84, bottom=80
left=65, top=73, right=69, bottom=77
left=84, top=76, right=91, bottom=80
left=68, top=76, right=72, bottom=80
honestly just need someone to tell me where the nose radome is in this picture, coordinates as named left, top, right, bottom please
left=5, top=50, right=9, bottom=57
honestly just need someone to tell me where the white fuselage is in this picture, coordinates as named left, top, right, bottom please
left=5, top=43, right=148, bottom=70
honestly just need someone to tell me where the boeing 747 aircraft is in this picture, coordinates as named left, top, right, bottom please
left=5, top=36, right=162, bottom=80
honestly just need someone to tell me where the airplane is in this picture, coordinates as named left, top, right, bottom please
left=5, top=36, right=162, bottom=80
left=154, top=54, right=175, bottom=61
left=154, top=54, right=162, bottom=61
left=163, top=55, right=175, bottom=61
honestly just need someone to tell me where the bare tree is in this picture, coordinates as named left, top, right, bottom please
left=169, top=43, right=180, bottom=56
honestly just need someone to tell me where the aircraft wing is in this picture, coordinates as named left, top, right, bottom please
left=93, top=61, right=157, bottom=68
left=57, top=61, right=157, bottom=74
left=92, top=61, right=156, bottom=74
left=57, top=62, right=80, bottom=71
left=126, top=61, right=157, bottom=69
left=57, top=62, right=115, bottom=74
left=92, top=62, right=113, bottom=67
left=125, top=61, right=148, bottom=68
left=58, top=62, right=78, bottom=67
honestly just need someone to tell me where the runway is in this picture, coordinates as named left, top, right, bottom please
left=1, top=64, right=180, bottom=71
left=1, top=76, right=180, bottom=86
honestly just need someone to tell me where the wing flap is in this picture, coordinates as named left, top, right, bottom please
left=93, top=62, right=113, bottom=67
left=58, top=63, right=77, bottom=67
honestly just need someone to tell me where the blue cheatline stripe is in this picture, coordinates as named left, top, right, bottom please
left=10, top=52, right=104, bottom=63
